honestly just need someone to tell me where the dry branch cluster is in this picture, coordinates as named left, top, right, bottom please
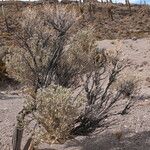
left=7, top=5, right=77, bottom=90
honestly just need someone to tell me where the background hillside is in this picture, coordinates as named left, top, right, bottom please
left=0, top=1, right=150, bottom=46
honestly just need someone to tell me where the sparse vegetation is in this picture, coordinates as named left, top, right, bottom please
left=7, top=5, right=139, bottom=149
left=0, top=1, right=148, bottom=150
left=7, top=5, right=77, bottom=90
left=23, top=85, right=85, bottom=145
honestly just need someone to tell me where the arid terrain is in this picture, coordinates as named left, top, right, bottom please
left=0, top=1, right=150, bottom=150
left=0, top=2, right=150, bottom=44
left=0, top=37, right=150, bottom=150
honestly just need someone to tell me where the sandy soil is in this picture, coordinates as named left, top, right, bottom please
left=0, top=37, right=150, bottom=150
left=0, top=91, right=24, bottom=150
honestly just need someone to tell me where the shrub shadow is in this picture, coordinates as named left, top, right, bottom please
left=65, top=130, right=150, bottom=150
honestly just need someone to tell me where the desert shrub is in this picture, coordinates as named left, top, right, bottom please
left=78, top=1, right=97, bottom=20
left=0, top=58, right=7, bottom=78
left=6, top=46, right=36, bottom=86
left=20, top=85, right=85, bottom=146
left=70, top=52, right=140, bottom=135
left=19, top=50, right=139, bottom=143
left=7, top=5, right=99, bottom=89
left=116, top=76, right=139, bottom=98
left=67, top=28, right=96, bottom=72
left=6, top=5, right=77, bottom=90
left=0, top=47, right=8, bottom=79
left=13, top=42, right=139, bottom=150
left=116, top=76, right=140, bottom=115
left=54, top=27, right=97, bottom=87
left=11, top=5, right=140, bottom=150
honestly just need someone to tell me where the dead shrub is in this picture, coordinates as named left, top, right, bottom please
left=7, top=6, right=99, bottom=89
left=7, top=5, right=77, bottom=90
left=70, top=53, right=139, bottom=135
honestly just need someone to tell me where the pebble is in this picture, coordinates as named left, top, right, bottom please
left=132, top=37, right=137, bottom=41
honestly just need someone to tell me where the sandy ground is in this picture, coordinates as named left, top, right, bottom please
left=0, top=37, right=150, bottom=150
left=0, top=91, right=24, bottom=150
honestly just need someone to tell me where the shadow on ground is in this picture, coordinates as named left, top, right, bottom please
left=0, top=92, right=21, bottom=100
left=0, top=75, right=20, bottom=91
left=63, top=130, right=150, bottom=150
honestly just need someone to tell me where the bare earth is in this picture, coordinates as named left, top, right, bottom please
left=0, top=37, right=150, bottom=150
left=0, top=92, right=24, bottom=150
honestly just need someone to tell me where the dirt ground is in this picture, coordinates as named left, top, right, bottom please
left=0, top=91, right=24, bottom=150
left=0, top=37, right=150, bottom=150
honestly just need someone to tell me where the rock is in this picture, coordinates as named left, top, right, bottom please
left=146, top=77, right=150, bottom=82
left=141, top=61, right=148, bottom=66
left=132, top=37, right=137, bottom=41
left=138, top=68, right=143, bottom=72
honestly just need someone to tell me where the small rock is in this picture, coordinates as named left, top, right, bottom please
left=132, top=37, right=137, bottom=41
left=139, top=68, right=143, bottom=72
left=140, top=61, right=148, bottom=67
left=146, top=77, right=150, bottom=82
